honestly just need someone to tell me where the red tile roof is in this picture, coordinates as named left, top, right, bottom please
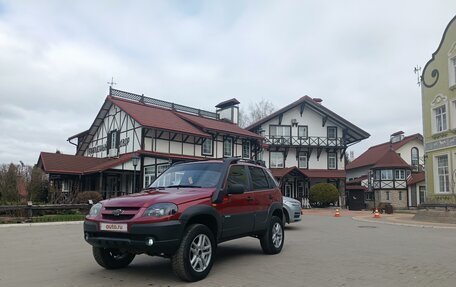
left=175, top=112, right=262, bottom=139
left=138, top=150, right=207, bottom=161
left=407, top=171, right=425, bottom=185
left=301, top=169, right=346, bottom=179
left=38, top=152, right=111, bottom=175
left=346, top=175, right=368, bottom=185
left=84, top=153, right=135, bottom=174
left=108, top=97, right=211, bottom=138
left=269, top=167, right=306, bottom=178
left=372, top=150, right=411, bottom=169
left=346, top=133, right=423, bottom=170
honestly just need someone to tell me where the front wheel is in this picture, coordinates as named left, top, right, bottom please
left=260, top=216, right=284, bottom=254
left=171, top=224, right=216, bottom=282
left=92, top=247, right=135, bottom=269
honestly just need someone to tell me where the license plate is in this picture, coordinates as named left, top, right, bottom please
left=100, top=223, right=128, bottom=232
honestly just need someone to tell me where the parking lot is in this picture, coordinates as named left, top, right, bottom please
left=1, top=213, right=456, bottom=287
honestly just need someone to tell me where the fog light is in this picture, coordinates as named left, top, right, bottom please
left=146, top=238, right=154, bottom=246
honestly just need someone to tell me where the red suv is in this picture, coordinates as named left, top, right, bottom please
left=84, top=158, right=284, bottom=281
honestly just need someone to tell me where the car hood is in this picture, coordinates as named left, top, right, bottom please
left=101, top=188, right=214, bottom=208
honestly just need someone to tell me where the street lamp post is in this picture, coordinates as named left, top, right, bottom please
left=132, top=154, right=140, bottom=194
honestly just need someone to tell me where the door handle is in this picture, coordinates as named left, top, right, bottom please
left=269, top=194, right=273, bottom=200
left=246, top=196, right=255, bottom=201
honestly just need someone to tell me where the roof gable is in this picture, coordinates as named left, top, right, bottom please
left=346, top=133, right=423, bottom=170
left=246, top=96, right=370, bottom=144
left=372, top=150, right=411, bottom=169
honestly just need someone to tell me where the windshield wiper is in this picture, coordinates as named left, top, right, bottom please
left=165, top=185, right=202, bottom=188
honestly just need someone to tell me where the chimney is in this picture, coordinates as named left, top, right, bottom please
left=313, top=98, right=323, bottom=104
left=390, top=131, right=404, bottom=143
left=215, top=98, right=240, bottom=125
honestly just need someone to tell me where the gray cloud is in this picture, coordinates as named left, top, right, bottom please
left=0, top=0, right=455, bottom=165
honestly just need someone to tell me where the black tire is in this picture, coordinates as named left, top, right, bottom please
left=283, top=209, right=290, bottom=224
left=92, top=247, right=135, bottom=269
left=260, top=216, right=284, bottom=254
left=171, top=224, right=216, bottom=282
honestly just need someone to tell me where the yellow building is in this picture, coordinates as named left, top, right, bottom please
left=421, top=15, right=456, bottom=202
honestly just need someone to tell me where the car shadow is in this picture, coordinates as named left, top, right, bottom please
left=284, top=224, right=304, bottom=231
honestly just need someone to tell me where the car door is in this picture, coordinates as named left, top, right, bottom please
left=247, top=166, right=274, bottom=232
left=219, top=165, right=256, bottom=239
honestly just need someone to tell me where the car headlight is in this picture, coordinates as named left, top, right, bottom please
left=143, top=203, right=178, bottom=217
left=89, top=203, right=102, bottom=217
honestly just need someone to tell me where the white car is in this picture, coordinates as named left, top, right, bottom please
left=283, top=196, right=302, bottom=224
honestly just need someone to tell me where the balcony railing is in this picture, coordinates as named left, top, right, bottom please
left=263, top=136, right=345, bottom=147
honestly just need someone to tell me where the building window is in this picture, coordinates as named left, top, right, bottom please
left=327, top=126, right=337, bottom=139
left=144, top=166, right=156, bottom=188
left=411, top=148, right=419, bottom=168
left=434, top=105, right=448, bottom=132
left=223, top=138, right=233, bottom=157
left=419, top=186, right=426, bottom=204
left=298, top=152, right=308, bottom=169
left=242, top=141, right=251, bottom=159
left=436, top=155, right=450, bottom=193
left=381, top=170, right=393, bottom=180
left=450, top=57, right=456, bottom=87
left=365, top=192, right=373, bottom=201
left=62, top=180, right=70, bottom=192
left=202, top=138, right=213, bottom=155
left=270, top=152, right=284, bottom=168
left=270, top=125, right=291, bottom=144
left=328, top=152, right=337, bottom=169
left=399, top=191, right=402, bottom=201
left=298, top=126, right=308, bottom=138
left=395, top=169, right=406, bottom=180
left=386, top=191, right=390, bottom=201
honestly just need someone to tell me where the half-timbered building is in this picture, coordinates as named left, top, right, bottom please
left=38, top=88, right=262, bottom=198
left=246, top=96, right=370, bottom=207
left=346, top=132, right=425, bottom=210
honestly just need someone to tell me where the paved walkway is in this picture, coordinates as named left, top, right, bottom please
left=302, top=208, right=456, bottom=229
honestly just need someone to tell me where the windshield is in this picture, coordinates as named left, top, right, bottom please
left=149, top=162, right=223, bottom=189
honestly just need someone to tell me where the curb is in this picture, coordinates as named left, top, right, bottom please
left=352, top=216, right=456, bottom=229
left=0, top=221, right=83, bottom=228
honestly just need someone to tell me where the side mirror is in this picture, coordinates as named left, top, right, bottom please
left=227, top=184, right=246, bottom=195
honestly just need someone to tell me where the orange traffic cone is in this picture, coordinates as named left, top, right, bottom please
left=334, top=208, right=341, bottom=217
left=373, top=208, right=381, bottom=218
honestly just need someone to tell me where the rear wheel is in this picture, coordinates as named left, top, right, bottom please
left=260, top=216, right=284, bottom=254
left=171, top=224, right=215, bottom=282
left=92, top=247, right=135, bottom=269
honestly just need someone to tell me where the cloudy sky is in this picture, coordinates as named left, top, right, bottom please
left=0, top=0, right=455, bottom=165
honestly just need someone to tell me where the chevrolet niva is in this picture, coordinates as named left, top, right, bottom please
left=84, top=158, right=284, bottom=281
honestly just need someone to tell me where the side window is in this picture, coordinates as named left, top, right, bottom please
left=264, top=169, right=279, bottom=188
left=248, top=167, right=270, bottom=190
left=227, top=165, right=249, bottom=190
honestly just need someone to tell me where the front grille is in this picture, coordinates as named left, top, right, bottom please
left=101, top=206, right=141, bottom=221
left=294, top=212, right=301, bottom=218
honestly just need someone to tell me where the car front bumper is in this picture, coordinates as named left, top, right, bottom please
left=83, top=220, right=183, bottom=255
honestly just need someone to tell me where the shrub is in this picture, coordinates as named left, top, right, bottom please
left=309, top=183, right=339, bottom=207
left=74, top=191, right=103, bottom=204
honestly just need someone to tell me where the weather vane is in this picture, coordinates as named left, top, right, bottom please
left=414, top=66, right=422, bottom=86
left=107, top=77, right=117, bottom=87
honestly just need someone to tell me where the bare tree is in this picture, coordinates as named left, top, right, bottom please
left=239, top=99, right=276, bottom=128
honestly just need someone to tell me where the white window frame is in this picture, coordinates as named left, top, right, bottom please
left=144, top=166, right=156, bottom=188
left=328, top=152, right=337, bottom=169
left=451, top=100, right=456, bottom=130
left=395, top=169, right=406, bottom=180
left=381, top=170, right=393, bottom=180
left=449, top=56, right=456, bottom=88
left=270, top=152, right=284, bottom=168
left=223, top=138, right=233, bottom=157
left=242, top=141, right=251, bottom=159
left=62, top=180, right=70, bottom=192
left=111, top=131, right=117, bottom=149
left=202, top=138, right=213, bottom=155
left=298, top=126, right=308, bottom=138
left=434, top=105, right=448, bottom=133
left=327, top=126, right=337, bottom=139
left=298, top=152, right=308, bottom=169
left=434, top=154, right=450, bottom=193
